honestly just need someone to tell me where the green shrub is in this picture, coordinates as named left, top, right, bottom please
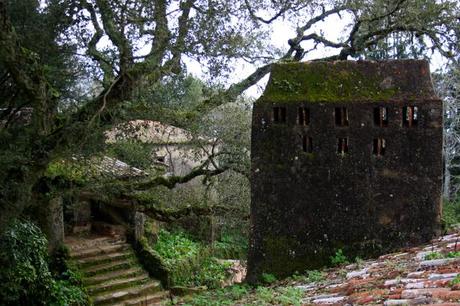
left=261, top=273, right=277, bottom=284
left=330, top=249, right=349, bottom=266
left=153, top=229, right=229, bottom=289
left=0, top=219, right=88, bottom=306
left=451, top=274, right=460, bottom=286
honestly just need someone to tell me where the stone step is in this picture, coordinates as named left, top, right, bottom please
left=92, top=280, right=162, bottom=305
left=111, top=291, right=170, bottom=306
left=66, top=236, right=112, bottom=249
left=76, top=250, right=134, bottom=268
left=82, top=259, right=136, bottom=277
left=88, top=275, right=151, bottom=295
left=67, top=236, right=126, bottom=251
left=84, top=267, right=146, bottom=286
left=70, top=243, right=131, bottom=260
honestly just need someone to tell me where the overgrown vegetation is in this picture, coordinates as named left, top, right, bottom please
left=176, top=284, right=303, bottom=306
left=212, top=232, right=248, bottom=260
left=0, top=220, right=88, bottom=306
left=153, top=229, right=231, bottom=289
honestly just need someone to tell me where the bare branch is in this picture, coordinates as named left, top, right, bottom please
left=244, top=0, right=292, bottom=24
left=80, top=0, right=115, bottom=85
left=95, top=0, right=133, bottom=70
left=146, top=0, right=171, bottom=67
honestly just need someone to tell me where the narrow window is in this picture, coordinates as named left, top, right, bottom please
left=373, top=107, right=388, bottom=127
left=298, top=107, right=310, bottom=126
left=273, top=106, right=287, bottom=123
left=157, top=156, right=166, bottom=163
left=373, top=138, right=386, bottom=156
left=402, top=106, right=418, bottom=127
left=302, top=135, right=313, bottom=153
left=335, top=107, right=349, bottom=126
left=337, top=138, right=349, bottom=154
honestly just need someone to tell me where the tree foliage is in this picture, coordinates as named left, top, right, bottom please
left=0, top=219, right=87, bottom=305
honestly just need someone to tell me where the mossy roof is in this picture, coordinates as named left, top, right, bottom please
left=258, top=60, right=437, bottom=103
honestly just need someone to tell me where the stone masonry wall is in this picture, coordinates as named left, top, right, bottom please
left=247, top=60, right=443, bottom=283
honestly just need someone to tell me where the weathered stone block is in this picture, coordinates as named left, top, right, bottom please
left=247, top=60, right=443, bottom=283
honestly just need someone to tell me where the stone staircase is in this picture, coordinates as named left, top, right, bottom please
left=66, top=236, right=169, bottom=305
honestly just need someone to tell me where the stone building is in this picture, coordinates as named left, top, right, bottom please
left=247, top=60, right=443, bottom=282
left=65, top=120, right=218, bottom=239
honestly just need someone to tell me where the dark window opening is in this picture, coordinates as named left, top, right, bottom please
left=373, top=138, right=386, bottom=156
left=374, top=107, right=388, bottom=127
left=335, top=107, right=349, bottom=126
left=298, top=107, right=310, bottom=126
left=337, top=138, right=349, bottom=154
left=402, top=106, right=418, bottom=127
left=302, top=135, right=313, bottom=153
left=273, top=106, right=287, bottom=123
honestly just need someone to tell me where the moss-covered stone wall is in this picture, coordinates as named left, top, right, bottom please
left=261, top=60, right=436, bottom=103
left=247, top=60, right=443, bottom=283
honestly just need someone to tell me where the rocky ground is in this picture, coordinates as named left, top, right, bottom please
left=294, top=231, right=460, bottom=305
left=178, top=229, right=460, bottom=305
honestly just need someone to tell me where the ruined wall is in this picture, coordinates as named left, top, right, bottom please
left=247, top=60, right=443, bottom=283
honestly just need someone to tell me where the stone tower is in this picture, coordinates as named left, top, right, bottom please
left=247, top=60, right=443, bottom=283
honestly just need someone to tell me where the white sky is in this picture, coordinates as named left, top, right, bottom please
left=185, top=13, right=447, bottom=99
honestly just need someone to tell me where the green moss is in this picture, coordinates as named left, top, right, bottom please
left=260, top=61, right=399, bottom=103
left=135, top=236, right=170, bottom=288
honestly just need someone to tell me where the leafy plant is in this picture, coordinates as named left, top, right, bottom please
left=425, top=252, right=444, bottom=260
left=424, top=251, right=460, bottom=260
left=306, top=270, right=325, bottom=283
left=261, top=273, right=277, bottom=284
left=447, top=251, right=460, bottom=258
left=255, top=286, right=276, bottom=303
left=274, top=287, right=303, bottom=306
left=451, top=274, right=460, bottom=286
left=330, top=249, right=349, bottom=266
left=0, top=219, right=88, bottom=305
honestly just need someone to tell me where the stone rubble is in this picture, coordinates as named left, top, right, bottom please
left=291, top=231, right=460, bottom=305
